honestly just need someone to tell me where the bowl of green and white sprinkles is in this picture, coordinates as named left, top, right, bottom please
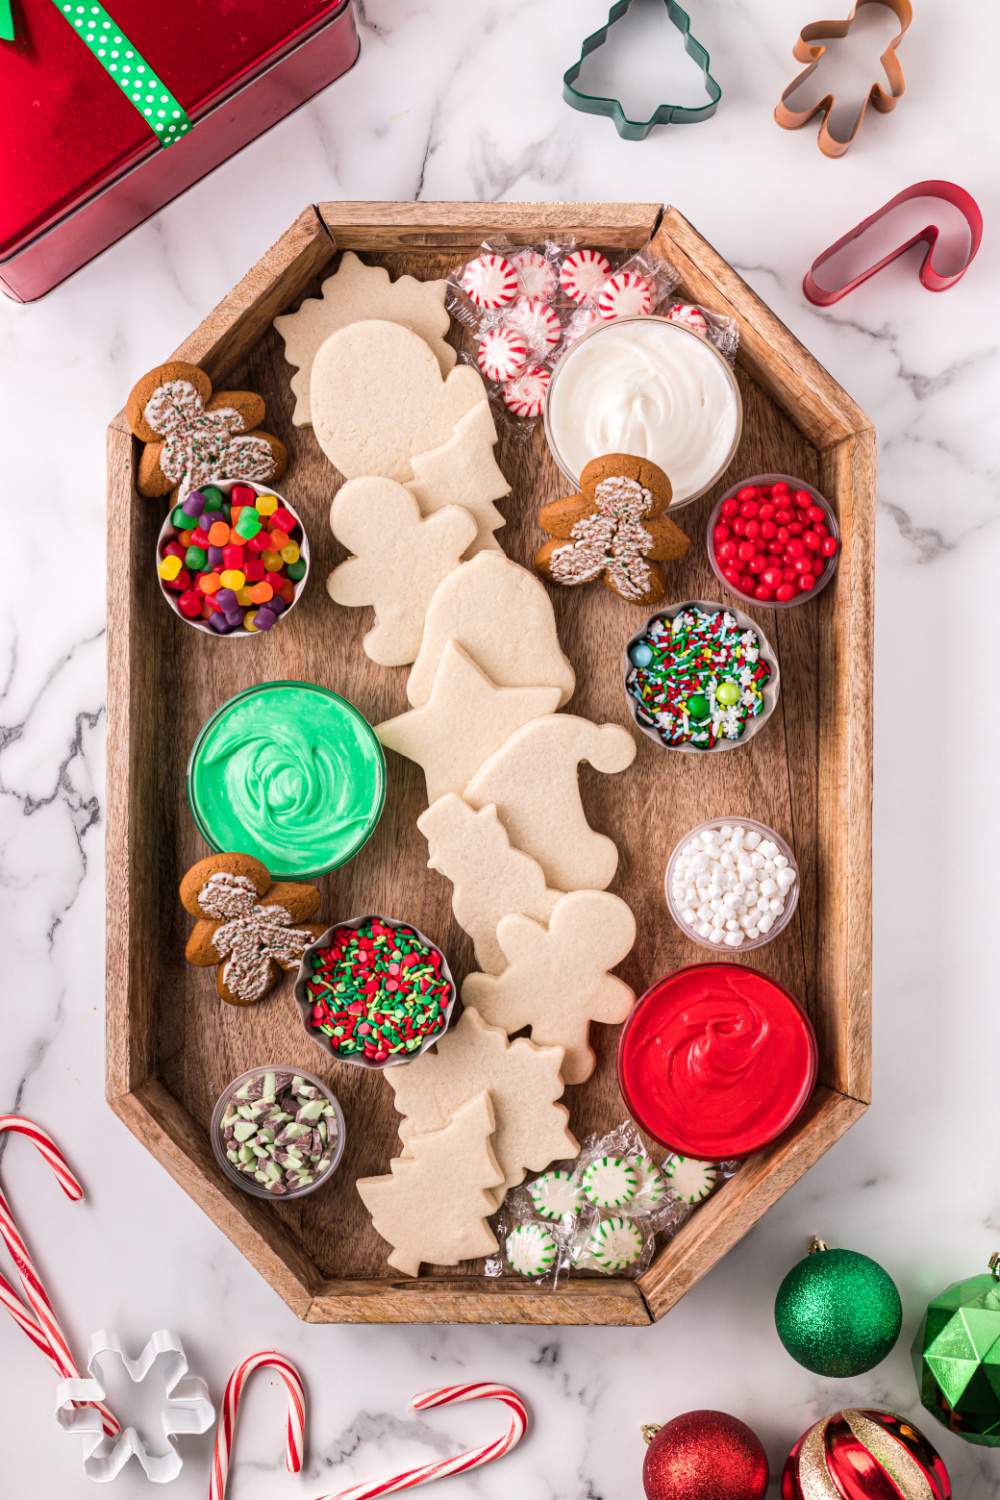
left=211, top=1067, right=345, bottom=1200
left=624, top=600, right=780, bottom=753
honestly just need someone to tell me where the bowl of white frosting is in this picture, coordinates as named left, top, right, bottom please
left=543, top=315, right=743, bottom=509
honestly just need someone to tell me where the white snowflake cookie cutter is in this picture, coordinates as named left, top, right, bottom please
left=55, top=1328, right=214, bottom=1483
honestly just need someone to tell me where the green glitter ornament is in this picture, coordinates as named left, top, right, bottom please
left=774, top=1237, right=902, bottom=1377
left=913, top=1253, right=1000, bottom=1446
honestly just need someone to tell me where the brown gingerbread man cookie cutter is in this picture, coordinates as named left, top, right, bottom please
left=534, top=454, right=689, bottom=606
left=180, top=852, right=326, bottom=1006
left=125, top=360, right=288, bottom=500
left=774, top=0, right=912, bottom=159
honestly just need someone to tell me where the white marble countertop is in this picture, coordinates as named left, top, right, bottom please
left=2, top=0, right=998, bottom=1493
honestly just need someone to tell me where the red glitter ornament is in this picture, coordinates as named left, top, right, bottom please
left=643, top=1411, right=769, bottom=1500
left=782, top=1408, right=950, bottom=1500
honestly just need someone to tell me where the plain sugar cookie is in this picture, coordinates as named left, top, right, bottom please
left=388, top=1008, right=578, bottom=1194
left=376, top=641, right=561, bottom=803
left=464, top=714, right=636, bottom=891
left=311, top=320, right=485, bottom=482
left=327, top=477, right=476, bottom=665
left=462, top=889, right=636, bottom=1084
left=406, top=401, right=510, bottom=556
left=274, top=251, right=456, bottom=427
left=417, top=795, right=561, bottom=974
left=406, top=552, right=575, bottom=708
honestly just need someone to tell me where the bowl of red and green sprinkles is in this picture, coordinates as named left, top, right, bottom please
left=624, top=601, right=780, bottom=753
left=294, top=915, right=457, bottom=1069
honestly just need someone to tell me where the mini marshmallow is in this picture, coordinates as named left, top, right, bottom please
left=669, top=822, right=798, bottom=948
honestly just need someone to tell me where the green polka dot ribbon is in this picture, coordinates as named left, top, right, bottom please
left=2, top=0, right=192, bottom=148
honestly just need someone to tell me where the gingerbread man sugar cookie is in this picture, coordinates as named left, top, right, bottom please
left=534, top=454, right=689, bottom=605
left=180, top=853, right=325, bottom=1006
left=125, top=361, right=287, bottom=500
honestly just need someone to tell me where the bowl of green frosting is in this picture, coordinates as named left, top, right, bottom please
left=187, top=680, right=386, bottom=880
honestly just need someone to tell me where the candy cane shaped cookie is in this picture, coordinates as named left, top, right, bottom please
left=209, top=1350, right=306, bottom=1500
left=316, top=1382, right=529, bottom=1500
left=0, top=1116, right=119, bottom=1436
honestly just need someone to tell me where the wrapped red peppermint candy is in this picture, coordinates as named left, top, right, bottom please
left=506, top=297, right=562, bottom=355
left=666, top=302, right=709, bottom=336
left=598, top=270, right=654, bottom=320
left=511, top=248, right=557, bottom=300
left=461, top=253, right=518, bottom=309
left=560, top=249, right=612, bottom=303
left=477, top=326, right=529, bottom=383
left=502, top=364, right=551, bottom=417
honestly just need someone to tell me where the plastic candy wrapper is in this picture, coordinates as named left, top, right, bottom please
left=484, top=1122, right=737, bottom=1286
left=448, top=239, right=683, bottom=429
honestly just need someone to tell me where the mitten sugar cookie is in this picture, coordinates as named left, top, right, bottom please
left=406, top=401, right=510, bottom=556
left=180, top=852, right=325, bottom=1006
left=328, top=478, right=476, bottom=666
left=464, top=715, right=636, bottom=891
left=417, top=795, right=561, bottom=974
left=463, top=889, right=636, bottom=1084
left=357, top=1091, right=503, bottom=1277
left=125, top=361, right=287, bottom=499
left=389, top=1008, right=578, bottom=1194
left=274, top=251, right=456, bottom=427
left=407, top=552, right=575, bottom=708
left=534, top=455, right=689, bottom=605
left=376, top=641, right=561, bottom=803
left=311, top=320, right=485, bottom=482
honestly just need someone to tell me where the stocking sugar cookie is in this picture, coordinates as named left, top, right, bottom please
left=464, top=714, right=636, bottom=891
left=356, top=1091, right=503, bottom=1277
left=416, top=795, right=561, bottom=974
left=125, top=361, right=287, bottom=499
left=311, top=320, right=485, bottom=482
left=463, top=889, right=636, bottom=1084
left=406, top=552, right=575, bottom=708
left=389, top=1008, right=579, bottom=1193
left=406, top=401, right=511, bottom=556
left=328, top=477, right=477, bottom=665
left=534, top=454, right=689, bottom=605
left=180, top=852, right=325, bottom=1006
left=376, top=641, right=561, bottom=803
left=274, top=251, right=456, bottom=427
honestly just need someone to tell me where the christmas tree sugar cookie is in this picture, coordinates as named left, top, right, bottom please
left=356, top=1091, right=503, bottom=1277
left=417, top=796, right=561, bottom=974
left=462, top=889, right=636, bottom=1083
left=405, top=401, right=511, bottom=557
left=388, top=1008, right=578, bottom=1194
left=464, top=715, right=636, bottom=892
left=376, top=642, right=561, bottom=803
left=406, top=552, right=575, bottom=708
left=327, top=477, right=476, bottom=665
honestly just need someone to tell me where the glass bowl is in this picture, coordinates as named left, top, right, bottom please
left=542, top=314, right=743, bottom=509
left=665, top=816, right=800, bottom=953
left=155, top=477, right=310, bottom=636
left=623, top=600, right=780, bottom=755
left=211, top=1065, right=345, bottom=1200
left=294, top=914, right=457, bottom=1071
left=706, top=473, right=840, bottom=609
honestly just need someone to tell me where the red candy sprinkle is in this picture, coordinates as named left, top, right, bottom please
left=710, top=481, right=839, bottom=605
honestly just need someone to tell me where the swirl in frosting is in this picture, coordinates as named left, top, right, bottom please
left=189, top=682, right=385, bottom=879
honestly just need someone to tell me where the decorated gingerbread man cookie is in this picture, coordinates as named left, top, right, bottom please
left=180, top=853, right=325, bottom=1006
left=125, top=361, right=287, bottom=500
left=534, top=454, right=689, bottom=605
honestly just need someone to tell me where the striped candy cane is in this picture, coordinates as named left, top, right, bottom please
left=209, top=1350, right=306, bottom=1500
left=0, top=1115, right=118, bottom=1436
left=316, top=1382, right=529, bottom=1500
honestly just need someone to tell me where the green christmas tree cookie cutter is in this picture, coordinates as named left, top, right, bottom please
left=563, top=0, right=721, bottom=140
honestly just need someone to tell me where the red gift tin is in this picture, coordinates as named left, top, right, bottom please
left=1, top=0, right=359, bottom=302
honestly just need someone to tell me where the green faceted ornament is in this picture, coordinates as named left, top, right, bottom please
left=913, top=1254, right=1000, bottom=1446
left=774, top=1238, right=903, bottom=1377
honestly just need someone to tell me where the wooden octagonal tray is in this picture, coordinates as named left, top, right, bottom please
left=106, top=201, right=874, bottom=1325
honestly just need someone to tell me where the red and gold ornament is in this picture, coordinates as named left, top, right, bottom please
left=643, top=1410, right=769, bottom=1500
left=782, top=1409, right=950, bottom=1500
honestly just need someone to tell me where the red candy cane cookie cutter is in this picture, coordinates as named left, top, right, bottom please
left=804, top=180, right=983, bottom=306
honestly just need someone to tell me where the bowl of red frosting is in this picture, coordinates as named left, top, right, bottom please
left=617, top=963, right=817, bottom=1158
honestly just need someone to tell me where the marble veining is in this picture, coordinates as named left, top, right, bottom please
left=1, top=0, right=998, bottom=1493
